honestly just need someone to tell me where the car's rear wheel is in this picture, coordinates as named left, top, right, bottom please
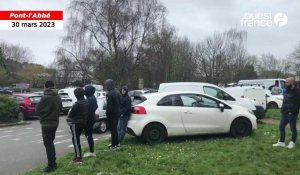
left=230, top=118, right=252, bottom=138
left=267, top=102, right=278, bottom=109
left=96, top=120, right=108, bottom=133
left=142, top=123, right=167, bottom=144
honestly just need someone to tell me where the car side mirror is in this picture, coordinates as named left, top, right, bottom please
left=219, top=103, right=224, bottom=112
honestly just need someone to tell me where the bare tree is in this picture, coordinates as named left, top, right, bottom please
left=67, top=0, right=166, bottom=85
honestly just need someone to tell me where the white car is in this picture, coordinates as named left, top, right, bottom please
left=58, top=92, right=73, bottom=115
left=265, top=90, right=283, bottom=109
left=128, top=91, right=257, bottom=144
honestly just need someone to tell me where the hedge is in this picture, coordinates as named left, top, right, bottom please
left=0, top=95, right=20, bottom=123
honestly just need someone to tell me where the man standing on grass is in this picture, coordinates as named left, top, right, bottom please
left=273, top=77, right=300, bottom=149
left=105, top=79, right=121, bottom=150
left=36, top=80, right=62, bottom=172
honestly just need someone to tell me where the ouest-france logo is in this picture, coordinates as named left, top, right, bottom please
left=241, top=12, right=288, bottom=27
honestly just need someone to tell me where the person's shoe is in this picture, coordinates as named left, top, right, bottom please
left=72, top=157, right=83, bottom=164
left=117, top=143, right=121, bottom=149
left=287, top=141, right=296, bottom=149
left=43, top=166, right=56, bottom=173
left=272, top=141, right=286, bottom=147
left=83, top=152, right=96, bottom=157
left=108, top=145, right=118, bottom=151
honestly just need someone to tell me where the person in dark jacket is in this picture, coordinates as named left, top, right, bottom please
left=36, top=80, right=62, bottom=172
left=67, top=87, right=89, bottom=163
left=273, top=77, right=300, bottom=149
left=105, top=79, right=121, bottom=150
left=117, top=86, right=132, bottom=146
left=83, top=85, right=98, bottom=157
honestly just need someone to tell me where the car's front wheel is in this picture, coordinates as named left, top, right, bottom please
left=230, top=118, right=252, bottom=138
left=142, top=123, right=167, bottom=144
left=267, top=102, right=278, bottom=109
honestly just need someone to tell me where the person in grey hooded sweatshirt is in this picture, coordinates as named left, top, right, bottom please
left=105, top=79, right=121, bottom=150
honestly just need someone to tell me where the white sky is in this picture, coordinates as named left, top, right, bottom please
left=0, top=0, right=299, bottom=66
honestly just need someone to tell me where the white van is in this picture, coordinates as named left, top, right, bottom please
left=238, top=79, right=285, bottom=94
left=158, top=82, right=265, bottom=119
left=224, top=86, right=267, bottom=110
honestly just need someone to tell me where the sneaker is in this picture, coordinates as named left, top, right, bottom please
left=43, top=166, right=56, bottom=173
left=287, top=141, right=296, bottom=149
left=83, top=152, right=96, bottom=157
left=117, top=143, right=121, bottom=148
left=272, top=141, right=286, bottom=147
left=72, top=157, right=83, bottom=164
left=108, top=145, right=118, bottom=150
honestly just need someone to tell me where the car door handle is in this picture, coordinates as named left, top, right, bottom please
left=183, top=110, right=192, bottom=114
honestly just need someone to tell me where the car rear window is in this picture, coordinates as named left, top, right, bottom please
left=132, top=95, right=148, bottom=105
left=29, top=96, right=42, bottom=103
left=59, top=93, right=70, bottom=98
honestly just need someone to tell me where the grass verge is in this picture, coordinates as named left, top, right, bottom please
left=266, top=109, right=300, bottom=120
left=24, top=122, right=300, bottom=175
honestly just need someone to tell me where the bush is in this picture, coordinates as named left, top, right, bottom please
left=0, top=95, right=20, bottom=123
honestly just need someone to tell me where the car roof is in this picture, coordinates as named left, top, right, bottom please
left=13, top=93, right=42, bottom=97
left=139, top=91, right=231, bottom=106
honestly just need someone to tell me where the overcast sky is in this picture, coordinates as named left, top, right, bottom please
left=0, top=0, right=299, bottom=66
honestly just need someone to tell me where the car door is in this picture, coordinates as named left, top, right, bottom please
left=180, top=94, right=228, bottom=134
left=156, top=94, right=185, bottom=135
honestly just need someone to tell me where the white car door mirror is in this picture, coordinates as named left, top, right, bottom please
left=219, top=103, right=225, bottom=112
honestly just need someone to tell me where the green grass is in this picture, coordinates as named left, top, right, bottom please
left=24, top=123, right=300, bottom=175
left=266, top=109, right=300, bottom=120
left=265, top=109, right=281, bottom=119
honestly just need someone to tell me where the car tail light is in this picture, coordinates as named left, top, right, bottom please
left=132, top=106, right=147, bottom=114
left=24, top=98, right=31, bottom=106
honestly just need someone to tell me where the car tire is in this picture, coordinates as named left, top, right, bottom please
left=230, top=118, right=252, bottom=138
left=96, top=120, right=108, bottom=133
left=267, top=102, right=278, bottom=109
left=142, top=123, right=167, bottom=144
left=18, top=111, right=25, bottom=121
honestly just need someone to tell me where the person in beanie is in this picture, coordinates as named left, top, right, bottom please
left=83, top=85, right=98, bottom=157
left=36, top=80, right=62, bottom=172
left=67, top=87, right=89, bottom=163
left=105, top=79, right=121, bottom=150
left=117, top=86, right=132, bottom=146
left=273, top=77, right=300, bottom=149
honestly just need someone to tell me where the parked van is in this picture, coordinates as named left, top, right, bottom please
left=238, top=79, right=285, bottom=94
left=224, top=86, right=267, bottom=110
left=158, top=82, right=265, bottom=119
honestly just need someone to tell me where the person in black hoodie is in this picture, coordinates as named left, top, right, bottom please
left=117, top=86, right=132, bottom=146
left=67, top=88, right=89, bottom=163
left=273, top=77, right=300, bottom=149
left=83, top=85, right=98, bottom=157
left=36, top=80, right=62, bottom=172
left=105, top=79, right=121, bottom=150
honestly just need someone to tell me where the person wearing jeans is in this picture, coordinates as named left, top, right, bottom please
left=117, top=86, right=132, bottom=146
left=273, top=77, right=300, bottom=149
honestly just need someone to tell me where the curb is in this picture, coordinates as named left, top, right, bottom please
left=0, top=121, right=31, bottom=128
